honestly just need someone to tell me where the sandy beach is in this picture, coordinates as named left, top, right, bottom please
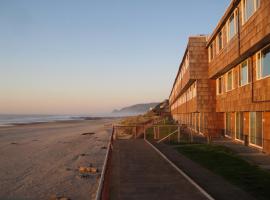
left=0, top=119, right=118, bottom=200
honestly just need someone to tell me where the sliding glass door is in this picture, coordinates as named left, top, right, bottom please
left=200, top=113, right=204, bottom=134
left=226, top=113, right=232, bottom=137
left=250, top=112, right=263, bottom=147
left=236, top=112, right=244, bottom=141
left=196, top=113, right=199, bottom=132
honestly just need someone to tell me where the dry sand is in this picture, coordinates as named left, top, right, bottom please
left=0, top=119, right=118, bottom=200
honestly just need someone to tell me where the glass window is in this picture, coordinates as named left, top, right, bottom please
left=227, top=71, right=233, bottom=91
left=192, top=113, right=195, bottom=128
left=196, top=113, right=199, bottom=132
left=209, top=43, right=214, bottom=61
left=193, top=83, right=196, bottom=97
left=256, top=112, right=263, bottom=147
left=243, top=0, right=260, bottom=23
left=250, top=112, right=256, bottom=144
left=218, top=31, right=223, bottom=51
left=250, top=112, right=263, bottom=147
left=200, top=113, right=204, bottom=133
left=222, top=76, right=226, bottom=92
left=228, top=13, right=235, bottom=41
left=262, top=46, right=270, bottom=78
left=245, top=0, right=255, bottom=21
left=236, top=112, right=244, bottom=140
left=256, top=52, right=261, bottom=79
left=240, top=60, right=248, bottom=86
left=256, top=0, right=260, bottom=8
left=226, top=113, right=232, bottom=137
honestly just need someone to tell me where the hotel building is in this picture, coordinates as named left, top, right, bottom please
left=169, top=36, right=223, bottom=137
left=170, top=0, right=270, bottom=153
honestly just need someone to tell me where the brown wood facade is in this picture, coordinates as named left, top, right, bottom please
left=169, top=36, right=222, bottom=137
left=170, top=0, right=270, bottom=153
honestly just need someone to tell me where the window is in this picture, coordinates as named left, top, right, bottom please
left=242, top=0, right=260, bottom=23
left=191, top=113, right=195, bottom=128
left=226, top=113, right=232, bottom=137
left=227, top=70, right=233, bottom=91
left=236, top=112, right=244, bottom=141
left=250, top=112, right=263, bottom=147
left=227, top=11, right=237, bottom=41
left=256, top=46, right=270, bottom=79
left=262, top=46, right=270, bottom=78
left=217, top=77, right=222, bottom=94
left=256, top=52, right=261, bottom=79
left=240, top=60, right=248, bottom=86
left=256, top=0, right=261, bottom=8
left=192, top=82, right=197, bottom=97
left=200, top=113, right=204, bottom=133
left=222, top=76, right=226, bottom=92
left=209, top=43, right=214, bottom=61
left=244, top=0, right=255, bottom=21
left=218, top=31, right=223, bottom=51
left=196, top=113, right=199, bottom=132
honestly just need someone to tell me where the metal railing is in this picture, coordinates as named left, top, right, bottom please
left=145, top=123, right=213, bottom=144
left=95, top=127, right=115, bottom=200
left=146, top=124, right=182, bottom=143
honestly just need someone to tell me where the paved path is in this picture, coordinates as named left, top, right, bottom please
left=109, top=139, right=209, bottom=200
left=153, top=142, right=255, bottom=200
left=213, top=138, right=270, bottom=171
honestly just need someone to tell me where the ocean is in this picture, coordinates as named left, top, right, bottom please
left=0, top=114, right=81, bottom=126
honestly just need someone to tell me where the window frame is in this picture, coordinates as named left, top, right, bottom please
left=227, top=10, right=238, bottom=42
left=217, top=30, right=223, bottom=53
left=225, top=112, right=232, bottom=138
left=209, top=43, right=214, bottom=61
left=217, top=77, right=223, bottom=95
left=256, top=51, right=261, bottom=80
left=226, top=70, right=234, bottom=91
left=235, top=112, right=244, bottom=142
left=239, top=59, right=249, bottom=86
left=249, top=112, right=263, bottom=148
left=256, top=45, right=270, bottom=80
left=242, top=0, right=260, bottom=25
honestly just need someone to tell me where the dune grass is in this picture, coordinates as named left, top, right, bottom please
left=176, top=144, right=270, bottom=200
left=120, top=113, right=158, bottom=126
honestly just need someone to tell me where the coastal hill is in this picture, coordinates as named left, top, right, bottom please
left=112, top=103, right=159, bottom=116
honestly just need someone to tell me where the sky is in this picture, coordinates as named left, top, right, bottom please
left=0, top=0, right=230, bottom=115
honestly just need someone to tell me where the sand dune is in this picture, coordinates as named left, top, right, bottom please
left=0, top=119, right=117, bottom=200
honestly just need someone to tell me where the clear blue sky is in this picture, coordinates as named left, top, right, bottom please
left=0, top=0, right=230, bottom=115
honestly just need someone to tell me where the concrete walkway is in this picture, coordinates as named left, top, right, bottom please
left=213, top=138, right=270, bottom=171
left=109, top=139, right=209, bottom=200
left=153, top=142, right=255, bottom=200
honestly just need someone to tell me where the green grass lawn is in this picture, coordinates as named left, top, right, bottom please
left=176, top=144, right=270, bottom=200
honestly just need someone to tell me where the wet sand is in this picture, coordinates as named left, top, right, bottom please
left=0, top=119, right=118, bottom=200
